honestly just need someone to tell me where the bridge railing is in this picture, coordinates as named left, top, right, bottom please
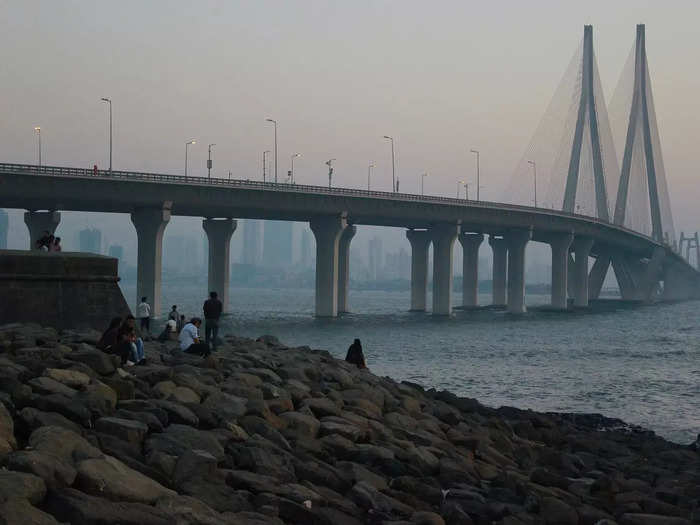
left=0, top=161, right=668, bottom=248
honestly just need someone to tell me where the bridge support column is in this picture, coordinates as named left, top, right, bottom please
left=588, top=253, right=611, bottom=301
left=572, top=237, right=594, bottom=307
left=406, top=230, right=431, bottom=312
left=310, top=214, right=347, bottom=317
left=24, top=211, right=61, bottom=250
left=547, top=232, right=573, bottom=310
left=337, top=225, right=356, bottom=313
left=431, top=223, right=459, bottom=316
left=489, top=235, right=507, bottom=306
left=203, top=218, right=237, bottom=313
left=131, top=206, right=171, bottom=316
left=459, top=233, right=483, bottom=308
left=505, top=229, right=531, bottom=314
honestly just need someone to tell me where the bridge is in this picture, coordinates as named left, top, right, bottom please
left=1, top=24, right=698, bottom=317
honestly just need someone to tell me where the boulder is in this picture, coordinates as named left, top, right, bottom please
left=619, top=515, right=691, bottom=525
left=201, top=392, right=247, bottom=427
left=113, top=409, right=164, bottom=433
left=30, top=394, right=91, bottom=425
left=95, top=416, right=149, bottom=444
left=75, top=455, right=176, bottom=504
left=28, top=376, right=78, bottom=397
left=145, top=424, right=225, bottom=461
left=173, top=449, right=218, bottom=487
left=7, top=450, right=78, bottom=489
left=0, top=400, right=16, bottom=453
left=99, top=376, right=136, bottom=401
left=411, top=511, right=446, bottom=525
left=18, top=407, right=83, bottom=435
left=349, top=480, right=414, bottom=517
left=540, top=496, right=578, bottom=524
left=179, top=474, right=253, bottom=514
left=150, top=399, right=199, bottom=426
left=65, top=348, right=116, bottom=375
left=43, top=367, right=91, bottom=388
left=280, top=411, right=321, bottom=439
left=301, top=397, right=342, bottom=418
left=155, top=494, right=235, bottom=525
left=0, top=498, right=60, bottom=525
left=28, top=425, right=103, bottom=464
left=78, top=381, right=118, bottom=415
left=0, top=470, right=47, bottom=504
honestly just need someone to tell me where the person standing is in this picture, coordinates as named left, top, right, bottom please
left=345, top=338, right=367, bottom=369
left=168, top=305, right=179, bottom=323
left=137, top=297, right=151, bottom=335
left=178, top=318, right=210, bottom=356
left=203, top=291, right=223, bottom=351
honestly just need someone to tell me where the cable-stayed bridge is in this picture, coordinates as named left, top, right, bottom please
left=1, top=24, right=698, bottom=317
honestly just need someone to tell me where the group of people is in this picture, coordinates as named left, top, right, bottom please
left=97, top=315, right=146, bottom=366
left=35, top=230, right=62, bottom=252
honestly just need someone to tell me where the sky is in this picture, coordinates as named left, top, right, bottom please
left=1, top=0, right=699, bottom=256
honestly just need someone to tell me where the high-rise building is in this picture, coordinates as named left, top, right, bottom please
left=78, top=228, right=102, bottom=254
left=262, top=221, right=293, bottom=267
left=0, top=209, right=8, bottom=249
left=242, top=219, right=262, bottom=265
left=107, top=244, right=124, bottom=262
left=368, top=236, right=383, bottom=280
left=300, top=229, right=313, bottom=269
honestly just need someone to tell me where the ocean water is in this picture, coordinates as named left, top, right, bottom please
left=121, top=283, right=700, bottom=444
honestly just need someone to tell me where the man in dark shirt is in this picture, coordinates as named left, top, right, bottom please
left=203, top=291, right=223, bottom=351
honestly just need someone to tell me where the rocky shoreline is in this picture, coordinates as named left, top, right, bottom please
left=0, top=323, right=698, bottom=525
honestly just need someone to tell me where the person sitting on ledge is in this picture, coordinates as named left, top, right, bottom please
left=345, top=338, right=367, bottom=369
left=97, top=317, right=122, bottom=353
left=157, top=319, right=177, bottom=343
left=50, top=236, right=62, bottom=252
left=118, top=315, right=146, bottom=365
left=179, top=317, right=211, bottom=357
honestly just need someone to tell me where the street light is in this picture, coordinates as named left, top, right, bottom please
left=420, top=172, right=428, bottom=196
left=262, top=150, right=270, bottom=182
left=100, top=98, right=112, bottom=172
left=266, top=118, right=277, bottom=183
left=290, top=153, right=301, bottom=184
left=326, top=159, right=336, bottom=188
left=470, top=149, right=480, bottom=201
left=34, top=127, right=41, bottom=166
left=207, top=143, right=216, bottom=180
left=457, top=180, right=465, bottom=198
left=367, top=163, right=375, bottom=191
left=383, top=135, right=396, bottom=192
left=528, top=160, right=537, bottom=207
left=185, top=140, right=196, bottom=178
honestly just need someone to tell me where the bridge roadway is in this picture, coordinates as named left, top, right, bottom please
left=1, top=163, right=697, bottom=317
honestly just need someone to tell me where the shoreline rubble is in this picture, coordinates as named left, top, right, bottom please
left=0, top=322, right=698, bottom=525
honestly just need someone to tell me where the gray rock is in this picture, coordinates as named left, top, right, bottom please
left=43, top=367, right=91, bottom=388
left=30, top=393, right=91, bottom=425
left=114, top=408, right=164, bottom=432
left=95, top=416, right=149, bottom=444
left=0, top=498, right=60, bottom=525
left=0, top=470, right=46, bottom=504
left=28, top=376, right=79, bottom=397
left=65, top=348, right=116, bottom=375
left=280, top=411, right=320, bottom=439
left=0, top=399, right=16, bottom=454
left=145, top=424, right=225, bottom=461
left=19, top=407, right=83, bottom=434
left=173, top=449, right=218, bottom=487
left=201, top=392, right=247, bottom=427
left=349, top=480, right=414, bottom=517
left=6, top=450, right=78, bottom=489
left=28, top=425, right=103, bottom=464
left=301, top=397, right=342, bottom=418
left=150, top=399, right=199, bottom=426
left=155, top=494, right=237, bottom=525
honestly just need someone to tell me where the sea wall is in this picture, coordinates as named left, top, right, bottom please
left=0, top=250, right=130, bottom=330
left=0, top=323, right=698, bottom=524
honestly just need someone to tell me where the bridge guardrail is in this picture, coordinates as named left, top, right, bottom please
left=0, top=162, right=670, bottom=250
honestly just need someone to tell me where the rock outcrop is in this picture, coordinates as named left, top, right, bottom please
left=0, top=322, right=698, bottom=524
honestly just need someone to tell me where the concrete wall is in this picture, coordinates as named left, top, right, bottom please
left=0, top=250, right=130, bottom=330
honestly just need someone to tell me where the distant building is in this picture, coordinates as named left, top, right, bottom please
left=368, top=236, right=383, bottom=280
left=0, top=209, right=8, bottom=249
left=78, top=228, right=102, bottom=254
left=300, top=229, right=313, bottom=269
left=107, top=244, right=124, bottom=262
left=165, top=235, right=201, bottom=274
left=262, top=221, right=293, bottom=267
left=242, top=219, right=262, bottom=265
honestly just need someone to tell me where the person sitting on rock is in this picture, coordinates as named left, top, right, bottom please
left=35, top=231, right=52, bottom=251
left=118, top=315, right=146, bottom=365
left=50, top=236, right=62, bottom=252
left=97, top=317, right=122, bottom=353
left=345, top=338, right=367, bottom=369
left=157, top=319, right=177, bottom=343
left=178, top=317, right=211, bottom=357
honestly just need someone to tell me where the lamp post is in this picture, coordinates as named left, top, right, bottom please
left=470, top=149, right=480, bottom=201
left=266, top=118, right=277, bottom=183
left=34, top=127, right=41, bottom=166
left=420, top=172, right=428, bottom=196
left=207, top=143, right=216, bottom=180
left=262, top=150, right=270, bottom=182
left=326, top=159, right=336, bottom=188
left=465, top=181, right=469, bottom=200
left=528, top=160, right=537, bottom=207
left=185, top=140, right=196, bottom=179
left=367, top=163, right=374, bottom=191
left=290, top=153, right=301, bottom=184
left=100, top=98, right=112, bottom=172
left=457, top=180, right=464, bottom=198
left=383, top=135, right=396, bottom=192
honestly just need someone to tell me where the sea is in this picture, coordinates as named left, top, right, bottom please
left=120, top=283, right=700, bottom=444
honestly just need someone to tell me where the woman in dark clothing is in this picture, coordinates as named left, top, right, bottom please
left=345, top=338, right=367, bottom=369
left=97, top=317, right=122, bottom=352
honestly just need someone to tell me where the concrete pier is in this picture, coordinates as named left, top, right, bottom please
left=572, top=236, right=594, bottom=307
left=24, top=211, right=60, bottom=250
left=310, top=214, right=347, bottom=317
left=505, top=229, right=531, bottom=314
left=588, top=253, right=611, bottom=301
left=406, top=229, right=431, bottom=312
left=547, top=232, right=574, bottom=310
left=489, top=235, right=508, bottom=306
left=203, top=218, right=237, bottom=312
left=459, top=233, right=483, bottom=308
left=431, top=223, right=459, bottom=316
left=130, top=205, right=171, bottom=316
left=337, top=225, right=356, bottom=313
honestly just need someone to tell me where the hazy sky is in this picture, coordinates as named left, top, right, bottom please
left=2, top=0, right=699, bottom=243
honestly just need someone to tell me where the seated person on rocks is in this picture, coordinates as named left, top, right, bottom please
left=345, top=338, right=367, bottom=369
left=97, top=317, right=122, bottom=353
left=178, top=317, right=211, bottom=357
left=118, top=315, right=146, bottom=365
left=157, top=319, right=177, bottom=343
